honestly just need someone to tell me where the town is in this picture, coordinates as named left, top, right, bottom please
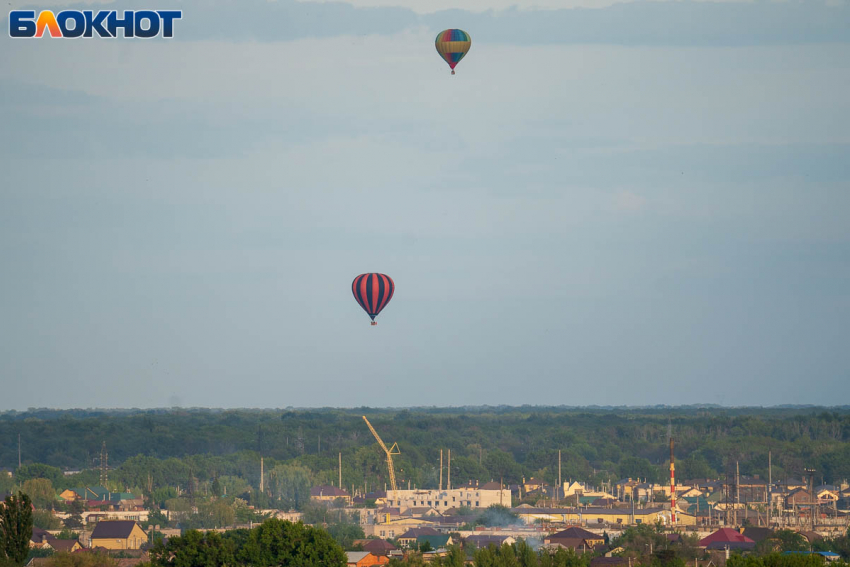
left=3, top=409, right=850, bottom=567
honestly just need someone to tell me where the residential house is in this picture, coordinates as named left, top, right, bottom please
left=364, top=519, right=437, bottom=539
left=465, top=535, right=516, bottom=549
left=523, top=478, right=548, bottom=493
left=397, top=528, right=440, bottom=547
left=512, top=506, right=580, bottom=525
left=360, top=540, right=398, bottom=556
left=698, top=528, right=755, bottom=551
left=310, top=485, right=351, bottom=505
left=416, top=535, right=452, bottom=550
left=346, top=552, right=389, bottom=567
left=786, top=489, right=815, bottom=508
left=89, top=520, right=148, bottom=550
left=545, top=527, right=604, bottom=548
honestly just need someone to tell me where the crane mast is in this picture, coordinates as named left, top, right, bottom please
left=362, top=416, right=400, bottom=492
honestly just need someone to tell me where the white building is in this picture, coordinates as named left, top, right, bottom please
left=386, top=488, right=511, bottom=512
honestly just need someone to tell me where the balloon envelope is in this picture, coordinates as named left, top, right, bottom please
left=435, top=29, right=471, bottom=73
left=352, top=273, right=395, bottom=323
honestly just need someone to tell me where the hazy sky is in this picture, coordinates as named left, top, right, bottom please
left=1, top=0, right=849, bottom=411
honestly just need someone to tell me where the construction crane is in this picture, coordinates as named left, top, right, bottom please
left=362, top=416, right=400, bottom=492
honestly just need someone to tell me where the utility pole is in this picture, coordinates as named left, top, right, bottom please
left=736, top=461, right=740, bottom=527
left=558, top=450, right=562, bottom=499
left=768, top=451, right=772, bottom=527
left=18, top=433, right=21, bottom=468
left=339, top=452, right=342, bottom=489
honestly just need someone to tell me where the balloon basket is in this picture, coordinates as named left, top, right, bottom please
left=371, top=321, right=377, bottom=326
left=451, top=70, right=455, bottom=75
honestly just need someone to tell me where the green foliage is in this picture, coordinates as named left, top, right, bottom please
left=4, top=407, right=850, bottom=503
left=32, top=510, right=62, bottom=530
left=727, top=553, right=834, bottom=567
left=21, top=478, right=56, bottom=509
left=151, top=530, right=235, bottom=567
left=15, top=464, right=62, bottom=486
left=42, top=552, right=116, bottom=567
left=419, top=541, right=433, bottom=552
left=0, top=492, right=34, bottom=567
left=55, top=529, right=79, bottom=540
left=327, top=521, right=365, bottom=550
left=239, top=519, right=346, bottom=567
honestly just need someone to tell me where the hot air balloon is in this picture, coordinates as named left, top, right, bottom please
left=352, top=273, right=394, bottom=326
left=435, top=29, right=471, bottom=75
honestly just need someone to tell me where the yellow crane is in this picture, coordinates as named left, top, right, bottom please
left=362, top=416, right=400, bottom=492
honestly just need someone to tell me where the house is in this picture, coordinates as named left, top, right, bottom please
left=512, top=506, right=580, bottom=525
left=590, top=558, right=630, bottom=567
left=50, top=540, right=83, bottom=553
left=346, top=552, right=389, bottom=567
left=415, top=535, right=452, bottom=550
left=523, top=478, right=548, bottom=493
left=740, top=527, right=774, bottom=543
left=782, top=552, right=840, bottom=563
left=545, top=527, right=604, bottom=547
left=614, top=479, right=640, bottom=500
left=360, top=539, right=397, bottom=556
left=310, top=485, right=351, bottom=505
left=465, top=535, right=516, bottom=549
left=363, top=519, right=437, bottom=539
left=698, top=528, right=755, bottom=551
left=786, top=489, right=815, bottom=508
left=397, top=528, right=440, bottom=547
left=30, top=528, right=56, bottom=549
left=90, top=520, right=148, bottom=549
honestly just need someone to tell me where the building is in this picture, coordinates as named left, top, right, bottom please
left=416, top=535, right=452, bottom=550
left=513, top=506, right=580, bottom=525
left=310, top=485, right=351, bottom=505
left=386, top=487, right=511, bottom=513
left=359, top=539, right=398, bottom=556
left=545, top=527, right=604, bottom=548
left=466, top=535, right=516, bottom=549
left=89, top=521, right=148, bottom=550
left=346, top=552, right=389, bottom=567
left=698, top=528, right=755, bottom=551
left=397, top=528, right=440, bottom=547
left=363, top=519, right=437, bottom=539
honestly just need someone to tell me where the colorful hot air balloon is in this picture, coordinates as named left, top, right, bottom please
left=435, top=29, right=471, bottom=75
left=352, top=273, right=395, bottom=326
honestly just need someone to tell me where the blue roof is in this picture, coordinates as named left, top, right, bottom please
left=782, top=552, right=840, bottom=557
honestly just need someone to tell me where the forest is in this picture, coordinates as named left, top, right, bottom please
left=2, top=406, right=850, bottom=512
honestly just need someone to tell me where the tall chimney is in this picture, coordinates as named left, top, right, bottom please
left=260, top=457, right=264, bottom=494
left=670, top=436, right=676, bottom=525
left=448, top=450, right=451, bottom=490
left=440, top=450, right=443, bottom=491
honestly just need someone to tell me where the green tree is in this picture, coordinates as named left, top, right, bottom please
left=21, top=479, right=56, bottom=510
left=267, top=464, right=312, bottom=511
left=15, top=465, right=62, bottom=486
left=63, top=501, right=84, bottom=530
left=150, top=530, right=234, bottom=567
left=239, top=519, right=346, bottom=567
left=327, top=522, right=365, bottom=550
left=32, top=510, right=62, bottom=530
left=0, top=493, right=34, bottom=567
left=419, top=541, right=433, bottom=553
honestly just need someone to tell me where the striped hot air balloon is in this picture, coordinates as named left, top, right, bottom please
left=435, top=29, right=471, bottom=75
left=352, top=273, right=395, bottom=326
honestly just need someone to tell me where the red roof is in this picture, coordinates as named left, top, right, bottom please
left=699, top=529, right=754, bottom=546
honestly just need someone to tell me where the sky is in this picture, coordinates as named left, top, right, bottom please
left=1, top=0, right=849, bottom=411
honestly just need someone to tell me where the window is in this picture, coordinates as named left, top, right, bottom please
left=475, top=501, right=479, bottom=507
left=636, top=519, right=642, bottom=524
left=598, top=518, right=604, bottom=524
